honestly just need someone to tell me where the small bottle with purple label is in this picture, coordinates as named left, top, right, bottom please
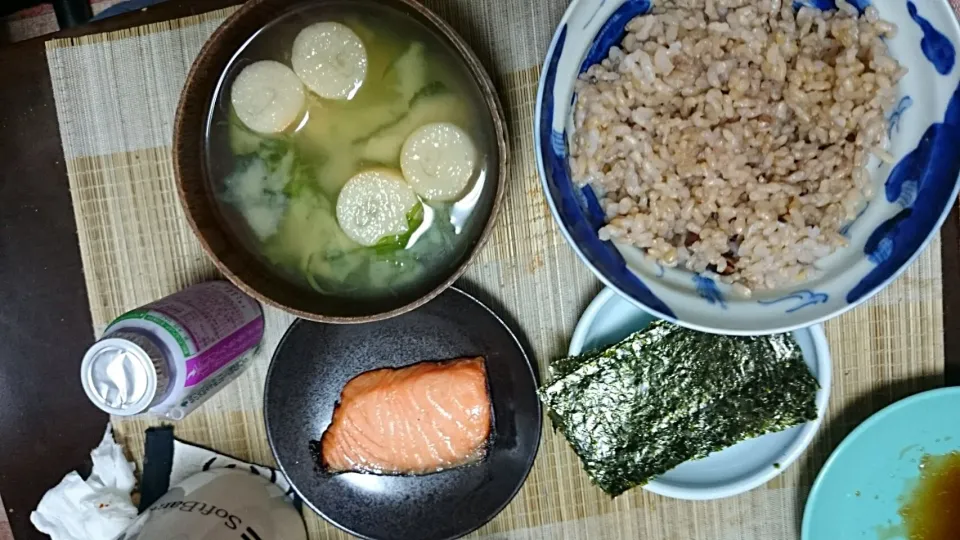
left=80, top=281, right=264, bottom=420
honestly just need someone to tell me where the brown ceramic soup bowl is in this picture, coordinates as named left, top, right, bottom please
left=174, top=0, right=506, bottom=323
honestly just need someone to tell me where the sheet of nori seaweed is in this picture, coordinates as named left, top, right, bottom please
left=539, top=321, right=819, bottom=496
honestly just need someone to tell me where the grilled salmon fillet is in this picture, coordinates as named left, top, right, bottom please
left=320, top=357, right=492, bottom=474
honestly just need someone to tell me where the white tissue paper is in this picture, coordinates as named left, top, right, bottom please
left=30, top=424, right=138, bottom=540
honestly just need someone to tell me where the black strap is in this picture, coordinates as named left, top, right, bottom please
left=52, top=0, right=92, bottom=28
left=138, top=425, right=175, bottom=512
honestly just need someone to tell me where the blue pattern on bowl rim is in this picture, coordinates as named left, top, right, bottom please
left=757, top=290, right=830, bottom=314
left=534, top=0, right=960, bottom=334
left=794, top=1, right=869, bottom=11
left=907, top=0, right=957, bottom=75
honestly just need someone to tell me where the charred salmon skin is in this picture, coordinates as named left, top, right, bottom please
left=319, top=357, right=492, bottom=474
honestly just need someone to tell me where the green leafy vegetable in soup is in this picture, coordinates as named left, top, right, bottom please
left=213, top=7, right=490, bottom=298
left=222, top=136, right=302, bottom=240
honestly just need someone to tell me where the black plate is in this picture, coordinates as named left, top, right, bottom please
left=264, top=287, right=542, bottom=540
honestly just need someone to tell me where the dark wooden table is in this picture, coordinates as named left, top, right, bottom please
left=0, top=2, right=957, bottom=539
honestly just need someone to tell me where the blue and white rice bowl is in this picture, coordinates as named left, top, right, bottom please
left=535, top=0, right=960, bottom=334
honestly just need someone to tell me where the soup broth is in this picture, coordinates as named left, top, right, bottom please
left=205, top=1, right=496, bottom=300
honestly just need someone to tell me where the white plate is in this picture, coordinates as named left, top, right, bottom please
left=568, top=287, right=832, bottom=500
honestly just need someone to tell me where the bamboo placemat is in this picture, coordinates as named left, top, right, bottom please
left=46, top=4, right=949, bottom=539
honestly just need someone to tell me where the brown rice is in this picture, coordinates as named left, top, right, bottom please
left=569, top=0, right=906, bottom=292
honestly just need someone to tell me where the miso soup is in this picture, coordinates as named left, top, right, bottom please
left=205, top=1, right=497, bottom=300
